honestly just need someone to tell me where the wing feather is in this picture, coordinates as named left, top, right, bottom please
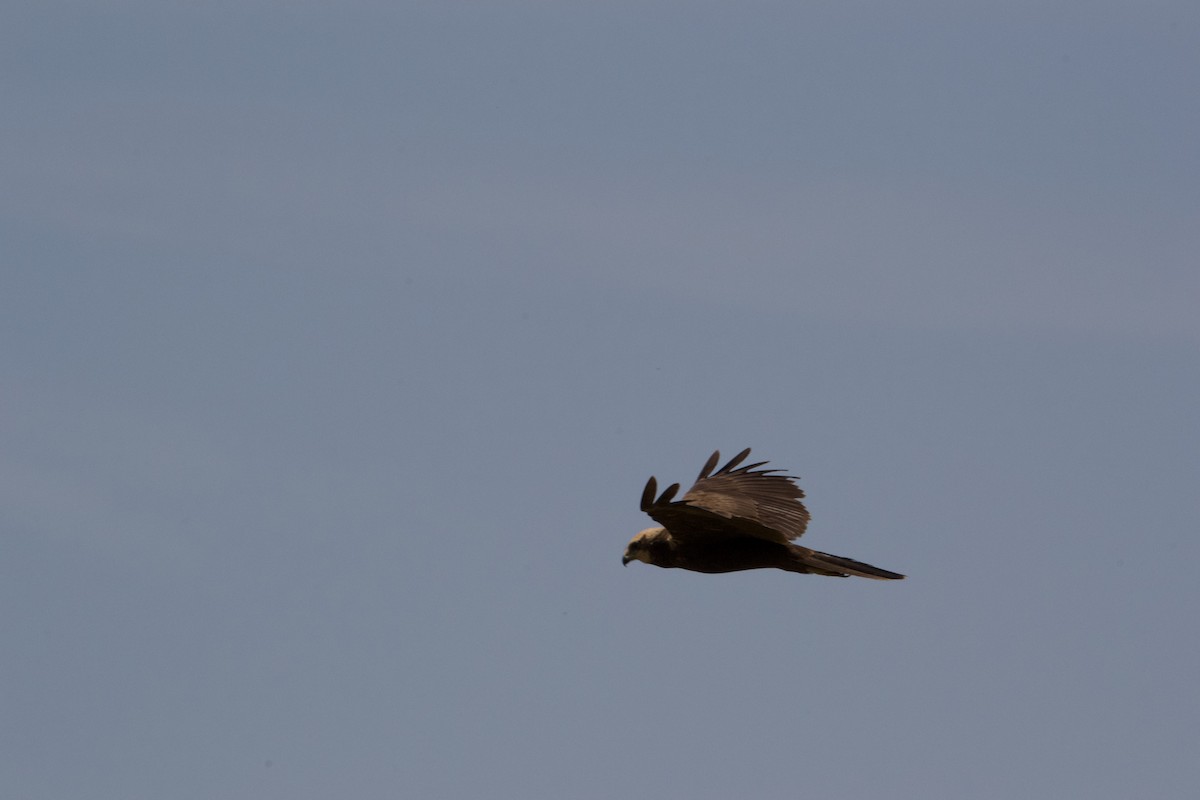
left=716, top=448, right=752, bottom=474
left=696, top=450, right=721, bottom=482
left=640, top=476, right=658, bottom=513
left=656, top=482, right=680, bottom=505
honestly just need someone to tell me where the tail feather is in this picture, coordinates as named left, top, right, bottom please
left=803, top=549, right=905, bottom=580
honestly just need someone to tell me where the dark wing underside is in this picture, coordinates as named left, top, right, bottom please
left=641, top=448, right=811, bottom=545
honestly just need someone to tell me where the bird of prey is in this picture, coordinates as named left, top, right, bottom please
left=623, top=448, right=904, bottom=580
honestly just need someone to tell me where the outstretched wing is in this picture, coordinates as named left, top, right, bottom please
left=640, top=448, right=811, bottom=544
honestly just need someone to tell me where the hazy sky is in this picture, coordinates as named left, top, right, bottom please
left=3, top=2, right=1198, bottom=798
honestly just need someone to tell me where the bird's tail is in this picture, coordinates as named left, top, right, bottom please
left=802, top=549, right=905, bottom=580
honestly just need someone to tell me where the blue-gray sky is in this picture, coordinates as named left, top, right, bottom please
left=3, top=2, right=1198, bottom=798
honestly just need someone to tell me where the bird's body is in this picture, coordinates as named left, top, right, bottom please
left=623, top=449, right=904, bottom=581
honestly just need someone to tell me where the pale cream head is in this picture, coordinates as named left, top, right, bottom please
left=623, top=526, right=668, bottom=566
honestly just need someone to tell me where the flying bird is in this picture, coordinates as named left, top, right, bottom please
left=623, top=448, right=904, bottom=580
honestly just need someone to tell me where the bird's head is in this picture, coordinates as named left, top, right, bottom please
left=623, top=527, right=670, bottom=566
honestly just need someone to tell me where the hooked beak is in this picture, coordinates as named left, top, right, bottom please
left=622, top=554, right=631, bottom=566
